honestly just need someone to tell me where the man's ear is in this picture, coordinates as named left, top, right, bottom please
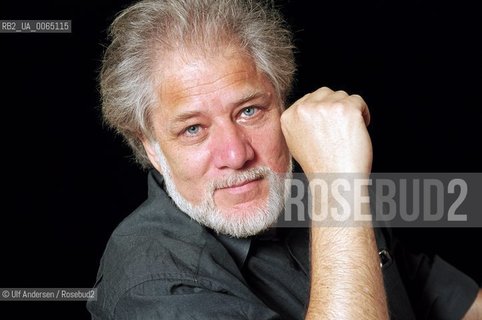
left=139, top=135, right=163, bottom=174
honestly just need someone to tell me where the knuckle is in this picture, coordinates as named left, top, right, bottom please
left=280, top=110, right=289, bottom=123
left=281, top=106, right=297, bottom=123
left=280, top=111, right=290, bottom=127
left=296, top=102, right=316, bottom=118
left=350, top=94, right=365, bottom=104
left=313, top=86, right=333, bottom=97
left=332, top=100, right=350, bottom=112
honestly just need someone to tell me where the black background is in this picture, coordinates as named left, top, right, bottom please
left=1, top=0, right=480, bottom=319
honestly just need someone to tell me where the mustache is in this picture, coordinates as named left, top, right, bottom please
left=208, top=167, right=272, bottom=191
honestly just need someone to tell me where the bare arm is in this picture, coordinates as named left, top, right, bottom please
left=305, top=189, right=388, bottom=319
left=281, top=87, right=389, bottom=319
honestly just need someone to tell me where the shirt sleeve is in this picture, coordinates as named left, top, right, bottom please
left=394, top=237, right=480, bottom=320
left=111, top=278, right=283, bottom=320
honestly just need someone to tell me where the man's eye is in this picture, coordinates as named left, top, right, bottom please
left=242, top=107, right=256, bottom=117
left=185, top=125, right=200, bottom=135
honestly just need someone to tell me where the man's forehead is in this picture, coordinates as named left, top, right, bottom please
left=161, top=68, right=254, bottom=103
left=157, top=50, right=273, bottom=110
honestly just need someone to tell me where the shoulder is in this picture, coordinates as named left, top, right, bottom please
left=87, top=171, right=218, bottom=318
left=87, top=175, right=247, bottom=319
left=107, top=199, right=207, bottom=279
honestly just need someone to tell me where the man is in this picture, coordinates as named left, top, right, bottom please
left=87, top=0, right=481, bottom=318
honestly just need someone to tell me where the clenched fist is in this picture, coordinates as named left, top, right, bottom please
left=280, top=87, right=372, bottom=174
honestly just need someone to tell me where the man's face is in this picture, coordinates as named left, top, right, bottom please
left=144, top=46, right=291, bottom=236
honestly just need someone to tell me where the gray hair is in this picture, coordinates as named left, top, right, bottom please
left=100, top=0, right=296, bottom=168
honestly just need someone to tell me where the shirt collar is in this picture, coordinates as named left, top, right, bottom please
left=213, top=233, right=252, bottom=269
left=211, top=228, right=287, bottom=270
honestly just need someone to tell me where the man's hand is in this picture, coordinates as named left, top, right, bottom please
left=280, top=86, right=372, bottom=174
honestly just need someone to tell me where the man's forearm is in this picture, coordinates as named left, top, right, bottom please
left=305, top=184, right=389, bottom=319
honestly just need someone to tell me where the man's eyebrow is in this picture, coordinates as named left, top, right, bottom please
left=237, top=91, right=270, bottom=105
left=172, top=110, right=202, bottom=123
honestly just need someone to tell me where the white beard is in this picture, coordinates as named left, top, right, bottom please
left=154, top=143, right=292, bottom=238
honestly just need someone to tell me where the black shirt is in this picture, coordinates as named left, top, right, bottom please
left=87, top=170, right=479, bottom=319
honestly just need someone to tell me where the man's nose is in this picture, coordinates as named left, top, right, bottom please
left=211, top=123, right=254, bottom=170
